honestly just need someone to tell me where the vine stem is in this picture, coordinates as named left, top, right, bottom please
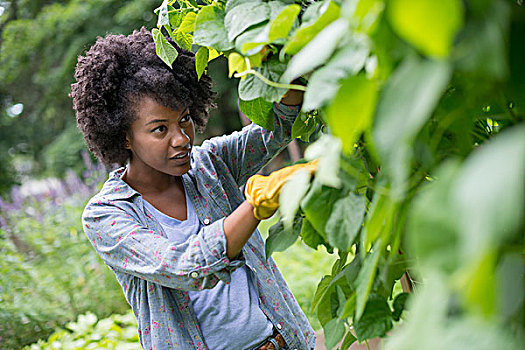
left=234, top=70, right=307, bottom=91
left=233, top=57, right=307, bottom=91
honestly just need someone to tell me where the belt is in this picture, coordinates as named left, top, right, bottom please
left=257, top=328, right=287, bottom=350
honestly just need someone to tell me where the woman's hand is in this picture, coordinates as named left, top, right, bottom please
left=280, top=87, right=304, bottom=106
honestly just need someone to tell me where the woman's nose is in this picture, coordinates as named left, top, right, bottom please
left=170, top=127, right=190, bottom=148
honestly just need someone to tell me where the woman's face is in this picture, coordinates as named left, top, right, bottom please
left=125, top=96, right=195, bottom=177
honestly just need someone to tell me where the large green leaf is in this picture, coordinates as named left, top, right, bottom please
left=452, top=124, right=525, bottom=261
left=302, top=41, right=369, bottom=111
left=323, top=318, right=346, bottom=349
left=300, top=180, right=342, bottom=238
left=372, top=56, right=452, bottom=199
left=406, top=159, right=462, bottom=273
left=388, top=0, right=464, bottom=57
left=268, top=4, right=301, bottom=42
left=238, top=57, right=288, bottom=102
left=224, top=2, right=270, bottom=42
left=355, top=241, right=382, bottom=320
left=152, top=28, right=178, bottom=69
left=280, top=19, right=349, bottom=83
left=325, top=193, right=366, bottom=252
left=280, top=170, right=312, bottom=229
left=353, top=293, right=393, bottom=341
left=265, top=217, right=302, bottom=259
left=283, top=0, right=341, bottom=55
left=326, top=73, right=378, bottom=154
left=304, top=135, right=343, bottom=188
left=238, top=97, right=274, bottom=130
left=193, top=6, right=234, bottom=51
left=291, top=114, right=317, bottom=141
left=300, top=218, right=326, bottom=250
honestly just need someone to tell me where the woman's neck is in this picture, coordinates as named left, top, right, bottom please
left=122, top=165, right=182, bottom=196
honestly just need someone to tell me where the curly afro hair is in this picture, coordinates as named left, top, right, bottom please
left=71, top=27, right=216, bottom=167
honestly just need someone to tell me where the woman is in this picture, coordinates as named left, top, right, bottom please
left=70, top=27, right=315, bottom=350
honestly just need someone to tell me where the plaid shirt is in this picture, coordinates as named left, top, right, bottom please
left=82, top=103, right=316, bottom=350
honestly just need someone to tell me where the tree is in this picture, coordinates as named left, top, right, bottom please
left=155, top=0, right=525, bottom=348
left=0, top=0, right=159, bottom=184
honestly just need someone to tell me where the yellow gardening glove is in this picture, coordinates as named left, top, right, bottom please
left=245, top=160, right=318, bottom=220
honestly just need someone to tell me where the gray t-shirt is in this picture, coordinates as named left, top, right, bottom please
left=143, top=189, right=273, bottom=350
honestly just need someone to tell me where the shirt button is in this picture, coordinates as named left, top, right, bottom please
left=276, top=324, right=282, bottom=330
left=203, top=218, right=211, bottom=225
left=190, top=271, right=199, bottom=278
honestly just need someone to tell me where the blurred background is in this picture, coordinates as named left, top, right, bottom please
left=0, top=1, right=331, bottom=349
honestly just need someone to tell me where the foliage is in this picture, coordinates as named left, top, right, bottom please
left=155, top=0, right=525, bottom=348
left=0, top=158, right=129, bottom=350
left=23, top=311, right=141, bottom=350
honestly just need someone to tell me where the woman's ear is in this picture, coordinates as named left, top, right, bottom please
left=124, top=135, right=131, bottom=150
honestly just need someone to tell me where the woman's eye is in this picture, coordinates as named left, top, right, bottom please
left=181, top=114, right=191, bottom=123
left=151, top=125, right=167, bottom=133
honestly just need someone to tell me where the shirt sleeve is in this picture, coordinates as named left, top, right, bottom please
left=200, top=102, right=299, bottom=187
left=82, top=198, right=244, bottom=291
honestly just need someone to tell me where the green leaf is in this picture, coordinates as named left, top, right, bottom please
left=452, top=124, right=525, bottom=261
left=364, top=191, right=394, bottom=249
left=238, top=57, right=288, bottom=102
left=325, top=192, right=366, bottom=252
left=265, top=217, right=302, bottom=259
left=353, top=294, right=393, bottom=341
left=304, top=135, right=343, bottom=188
left=228, top=52, right=247, bottom=78
left=174, top=31, right=193, bottom=52
left=152, top=28, right=179, bottom=69
left=281, top=19, right=348, bottom=84
left=283, top=1, right=341, bottom=55
left=177, top=11, right=197, bottom=34
left=372, top=56, right=452, bottom=199
left=235, top=23, right=269, bottom=55
left=238, top=97, right=274, bottom=130
left=340, top=293, right=356, bottom=319
left=340, top=331, right=357, bottom=350
left=454, top=1, right=509, bottom=80
left=193, top=6, right=234, bottom=51
left=323, top=318, right=346, bottom=350
left=280, top=170, right=312, bottom=229
left=156, top=0, right=170, bottom=27
left=355, top=241, right=382, bottom=320
left=388, top=0, right=464, bottom=57
left=392, top=292, right=409, bottom=321
left=300, top=218, right=325, bottom=250
left=195, top=46, right=209, bottom=80
left=268, top=4, right=301, bottom=42
left=406, top=159, right=462, bottom=273
left=311, top=275, right=333, bottom=314
left=326, top=73, right=378, bottom=155
left=302, top=42, right=369, bottom=111
left=224, top=2, right=270, bottom=42
left=300, top=180, right=343, bottom=238
left=291, top=114, right=316, bottom=141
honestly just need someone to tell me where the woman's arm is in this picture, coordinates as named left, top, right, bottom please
left=223, top=200, right=260, bottom=259
left=200, top=90, right=304, bottom=187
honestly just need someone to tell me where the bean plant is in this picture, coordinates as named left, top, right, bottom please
left=153, top=0, right=525, bottom=348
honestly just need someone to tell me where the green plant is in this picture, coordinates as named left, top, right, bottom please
left=154, top=0, right=524, bottom=349
left=23, top=311, right=141, bottom=350
left=0, top=170, right=129, bottom=349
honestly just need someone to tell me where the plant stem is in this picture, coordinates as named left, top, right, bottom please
left=234, top=69, right=307, bottom=91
